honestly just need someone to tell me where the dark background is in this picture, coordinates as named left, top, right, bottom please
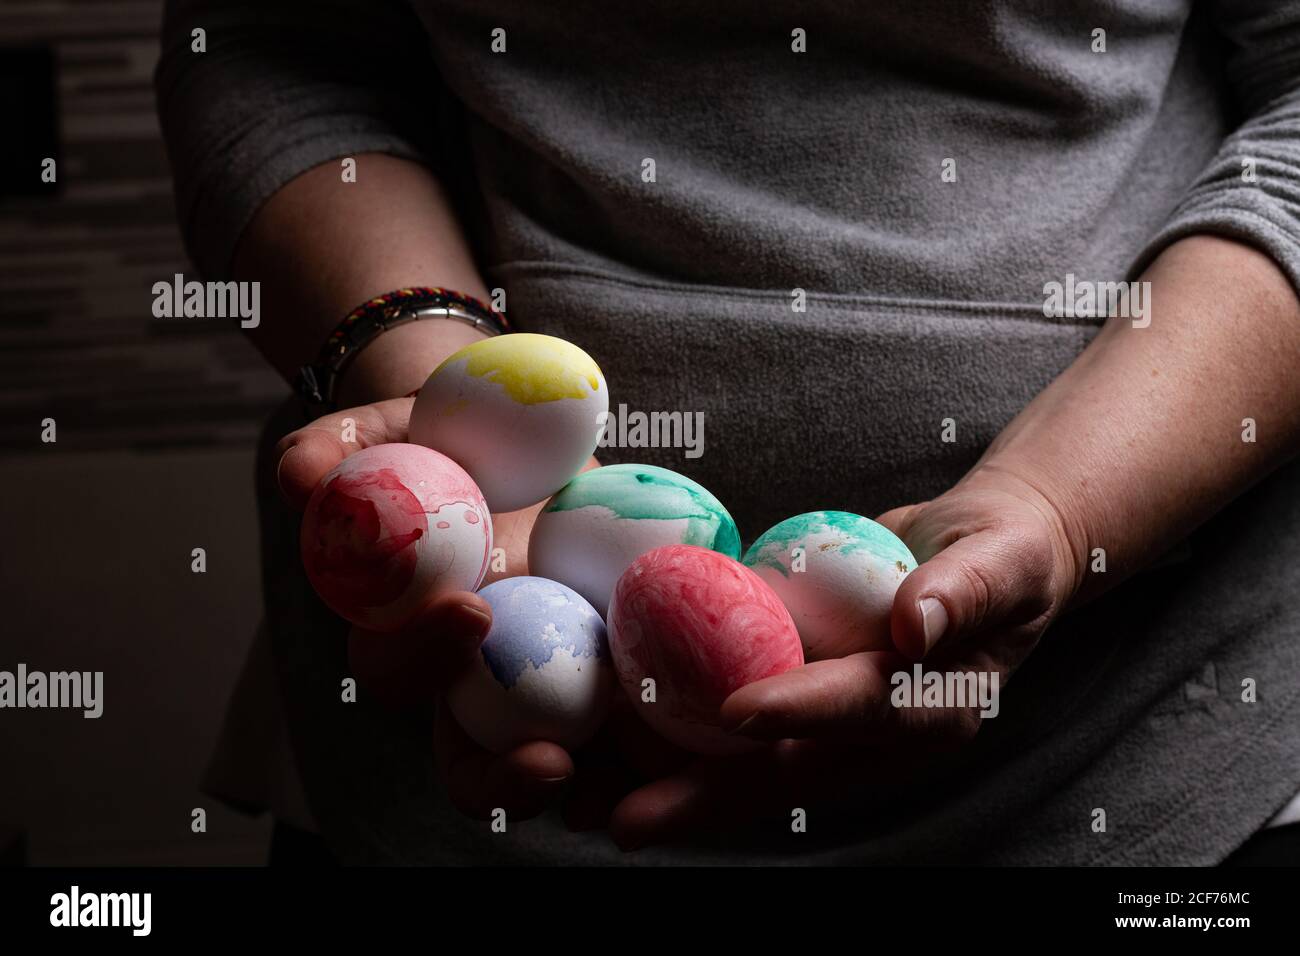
left=0, top=1, right=283, bottom=863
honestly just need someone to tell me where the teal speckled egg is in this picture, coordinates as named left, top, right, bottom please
left=528, top=463, right=740, bottom=617
left=743, top=510, right=916, bottom=661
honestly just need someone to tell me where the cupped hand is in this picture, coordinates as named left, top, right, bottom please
left=603, top=464, right=1085, bottom=850
left=276, top=398, right=568, bottom=820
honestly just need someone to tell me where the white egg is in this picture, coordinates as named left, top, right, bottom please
left=528, top=464, right=741, bottom=617
left=742, top=511, right=917, bottom=661
left=446, top=577, right=614, bottom=753
left=409, top=333, right=607, bottom=513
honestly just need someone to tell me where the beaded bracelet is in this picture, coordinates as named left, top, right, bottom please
left=296, top=286, right=508, bottom=410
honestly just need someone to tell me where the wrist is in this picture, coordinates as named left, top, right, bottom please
left=335, top=318, right=490, bottom=407
left=302, top=286, right=505, bottom=410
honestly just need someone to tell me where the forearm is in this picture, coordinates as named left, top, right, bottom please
left=972, top=235, right=1300, bottom=600
left=232, top=152, right=491, bottom=406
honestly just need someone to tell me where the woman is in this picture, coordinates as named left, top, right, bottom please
left=157, top=0, right=1300, bottom=863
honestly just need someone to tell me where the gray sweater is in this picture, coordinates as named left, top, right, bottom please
left=157, top=0, right=1300, bottom=864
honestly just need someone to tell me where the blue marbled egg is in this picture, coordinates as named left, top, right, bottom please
left=446, top=576, right=614, bottom=753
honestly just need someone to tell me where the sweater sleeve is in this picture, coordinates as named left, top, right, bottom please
left=154, top=0, right=443, bottom=279
left=1131, top=0, right=1300, bottom=293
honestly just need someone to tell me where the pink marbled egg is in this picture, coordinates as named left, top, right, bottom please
left=300, top=443, right=493, bottom=631
left=607, top=545, right=804, bottom=754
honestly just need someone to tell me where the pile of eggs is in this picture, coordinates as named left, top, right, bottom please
left=301, top=332, right=918, bottom=755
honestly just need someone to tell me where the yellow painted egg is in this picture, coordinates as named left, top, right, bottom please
left=409, top=333, right=608, bottom=512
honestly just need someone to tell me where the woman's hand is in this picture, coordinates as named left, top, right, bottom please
left=598, top=464, right=1084, bottom=849
left=276, top=398, right=581, bottom=820
left=724, top=465, right=1080, bottom=744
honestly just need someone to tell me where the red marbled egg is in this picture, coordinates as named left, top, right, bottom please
left=300, top=443, right=493, bottom=630
left=607, top=544, right=804, bottom=754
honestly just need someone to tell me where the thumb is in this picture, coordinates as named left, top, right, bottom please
left=890, top=528, right=1054, bottom=660
left=275, top=397, right=415, bottom=509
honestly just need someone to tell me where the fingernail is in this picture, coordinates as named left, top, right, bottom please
left=275, top=444, right=301, bottom=499
left=920, top=597, right=948, bottom=652
left=536, top=775, right=571, bottom=784
left=726, top=713, right=763, bottom=736
left=458, top=604, right=492, bottom=635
